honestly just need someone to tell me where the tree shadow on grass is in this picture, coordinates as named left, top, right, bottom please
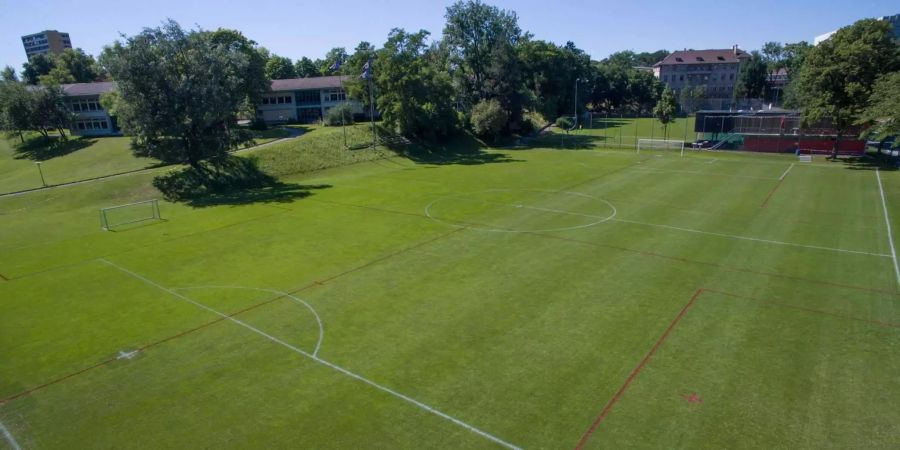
left=13, top=136, right=95, bottom=161
left=509, top=131, right=604, bottom=150
left=837, top=154, right=899, bottom=172
left=153, top=155, right=330, bottom=207
left=393, top=132, right=521, bottom=165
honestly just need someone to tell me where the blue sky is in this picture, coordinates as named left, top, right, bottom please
left=0, top=0, right=896, bottom=72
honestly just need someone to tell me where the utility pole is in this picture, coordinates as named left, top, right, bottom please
left=35, top=161, right=46, bottom=187
left=573, top=78, right=581, bottom=129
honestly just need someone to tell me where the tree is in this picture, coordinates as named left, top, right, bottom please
left=679, top=84, right=705, bottom=114
left=761, top=42, right=784, bottom=73
left=779, top=41, right=813, bottom=108
left=265, top=55, right=297, bottom=80
left=627, top=69, right=661, bottom=115
left=100, top=21, right=269, bottom=168
left=794, top=19, right=899, bottom=158
left=858, top=72, right=900, bottom=150
left=322, top=47, right=349, bottom=74
left=443, top=0, right=525, bottom=127
left=653, top=86, right=676, bottom=140
left=1, top=66, right=18, bottom=82
left=0, top=81, right=32, bottom=142
left=375, top=28, right=459, bottom=140
left=294, top=57, right=320, bottom=78
left=53, top=49, right=100, bottom=82
left=21, top=54, right=54, bottom=85
left=470, top=98, right=508, bottom=140
left=518, top=39, right=591, bottom=119
left=733, top=51, right=768, bottom=106
left=342, top=41, right=378, bottom=109
left=30, top=85, right=73, bottom=140
left=39, top=65, right=76, bottom=86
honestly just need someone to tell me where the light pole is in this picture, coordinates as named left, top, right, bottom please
left=573, top=78, right=582, bottom=130
left=35, top=161, right=46, bottom=187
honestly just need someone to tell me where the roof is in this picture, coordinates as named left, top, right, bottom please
left=270, top=76, right=347, bottom=92
left=55, top=75, right=345, bottom=98
left=61, top=81, right=117, bottom=97
left=654, top=49, right=749, bottom=67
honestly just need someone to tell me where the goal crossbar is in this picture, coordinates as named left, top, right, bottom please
left=100, top=199, right=161, bottom=231
left=637, top=139, right=685, bottom=156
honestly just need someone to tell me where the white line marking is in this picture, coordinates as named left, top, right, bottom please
left=875, top=169, right=900, bottom=288
left=706, top=159, right=717, bottom=165
left=99, top=260, right=520, bottom=449
left=612, top=218, right=890, bottom=258
left=779, top=163, right=795, bottom=181
left=425, top=189, right=616, bottom=233
left=117, top=350, right=139, bottom=360
left=630, top=167, right=778, bottom=180
left=173, top=285, right=324, bottom=358
left=0, top=422, right=22, bottom=450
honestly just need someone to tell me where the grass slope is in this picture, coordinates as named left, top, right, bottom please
left=0, top=140, right=898, bottom=449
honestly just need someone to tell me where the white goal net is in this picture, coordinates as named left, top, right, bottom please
left=100, top=199, right=162, bottom=231
left=637, top=139, right=685, bottom=156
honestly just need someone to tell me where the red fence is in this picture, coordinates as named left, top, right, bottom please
left=742, top=136, right=866, bottom=155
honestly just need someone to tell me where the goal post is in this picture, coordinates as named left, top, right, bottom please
left=100, top=199, right=162, bottom=231
left=637, top=139, right=685, bottom=156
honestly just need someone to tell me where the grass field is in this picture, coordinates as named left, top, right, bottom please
left=1, top=134, right=899, bottom=449
left=0, top=128, right=290, bottom=195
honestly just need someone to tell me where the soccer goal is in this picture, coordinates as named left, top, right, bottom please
left=637, top=139, right=685, bottom=156
left=100, top=199, right=162, bottom=231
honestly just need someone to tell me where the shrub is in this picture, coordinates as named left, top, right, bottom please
left=248, top=117, right=268, bottom=131
left=555, top=116, right=573, bottom=131
left=469, top=99, right=508, bottom=139
left=323, top=104, right=355, bottom=126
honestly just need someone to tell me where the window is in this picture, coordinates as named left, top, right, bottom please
left=680, top=75, right=684, bottom=81
left=717, top=56, right=725, bottom=61
left=730, top=74, right=734, bottom=80
left=77, top=122, right=86, bottom=130
left=296, top=90, right=320, bottom=105
left=675, top=57, right=683, bottom=62
left=696, top=57, right=704, bottom=62
left=262, top=98, right=269, bottom=105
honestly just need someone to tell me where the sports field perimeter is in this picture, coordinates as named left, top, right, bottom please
left=1, top=144, right=898, bottom=449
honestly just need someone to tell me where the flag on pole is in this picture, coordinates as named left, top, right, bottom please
left=329, top=60, right=342, bottom=72
left=360, top=60, right=372, bottom=80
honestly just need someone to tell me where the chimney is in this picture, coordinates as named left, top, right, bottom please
left=733, top=45, right=739, bottom=55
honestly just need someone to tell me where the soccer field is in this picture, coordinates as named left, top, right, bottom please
left=1, top=145, right=898, bottom=449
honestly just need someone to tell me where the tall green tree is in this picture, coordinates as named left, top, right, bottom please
left=679, top=84, right=706, bottom=114
left=653, top=85, right=676, bottom=139
left=21, top=54, right=55, bottom=85
left=265, top=55, right=297, bottom=79
left=342, top=42, right=378, bottom=110
left=2, top=66, right=19, bottom=82
left=443, top=0, right=525, bottom=127
left=321, top=47, right=349, bottom=74
left=30, top=84, right=73, bottom=140
left=858, top=72, right=900, bottom=149
left=518, top=39, right=591, bottom=119
left=794, top=19, right=899, bottom=157
left=375, top=29, right=458, bottom=140
left=54, top=49, right=100, bottom=82
left=0, top=81, right=32, bottom=142
left=100, top=21, right=269, bottom=168
left=733, top=51, right=768, bottom=105
left=294, top=57, right=320, bottom=78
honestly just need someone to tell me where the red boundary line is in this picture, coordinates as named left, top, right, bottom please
left=573, top=288, right=704, bottom=450
left=0, top=228, right=463, bottom=406
left=760, top=177, right=786, bottom=208
left=573, top=287, right=900, bottom=449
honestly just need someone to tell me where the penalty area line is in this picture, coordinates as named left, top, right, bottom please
left=99, top=259, right=521, bottom=450
left=612, top=217, right=890, bottom=258
left=0, top=421, right=22, bottom=450
left=876, top=169, right=900, bottom=289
